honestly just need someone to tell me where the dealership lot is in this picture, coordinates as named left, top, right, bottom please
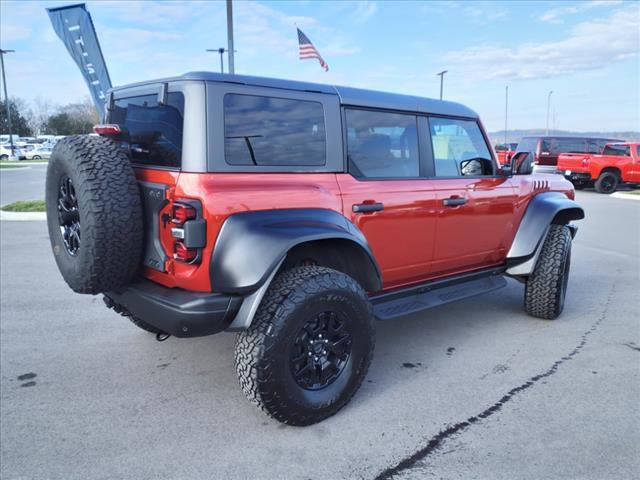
left=0, top=191, right=638, bottom=480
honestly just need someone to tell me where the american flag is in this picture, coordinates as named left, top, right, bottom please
left=297, top=28, right=329, bottom=72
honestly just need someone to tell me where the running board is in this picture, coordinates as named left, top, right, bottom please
left=371, top=270, right=507, bottom=321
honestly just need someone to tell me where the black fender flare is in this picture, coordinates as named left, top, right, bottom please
left=506, top=192, right=584, bottom=276
left=210, top=208, right=382, bottom=294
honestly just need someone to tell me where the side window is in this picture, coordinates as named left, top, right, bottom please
left=109, top=92, right=184, bottom=168
left=345, top=109, right=419, bottom=179
left=224, top=94, right=326, bottom=166
left=636, top=146, right=640, bottom=157
left=428, top=117, right=493, bottom=177
left=602, top=145, right=631, bottom=156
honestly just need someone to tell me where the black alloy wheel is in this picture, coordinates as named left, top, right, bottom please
left=58, top=176, right=81, bottom=256
left=290, top=310, right=352, bottom=390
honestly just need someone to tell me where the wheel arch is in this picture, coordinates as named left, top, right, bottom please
left=506, top=192, right=583, bottom=277
left=598, top=166, right=622, bottom=179
left=210, top=208, right=382, bottom=295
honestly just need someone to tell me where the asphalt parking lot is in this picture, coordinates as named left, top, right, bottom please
left=1, top=190, right=638, bottom=480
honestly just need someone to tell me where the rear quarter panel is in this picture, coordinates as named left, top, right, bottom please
left=165, top=173, right=344, bottom=292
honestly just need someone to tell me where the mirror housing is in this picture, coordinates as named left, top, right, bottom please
left=511, top=151, right=534, bottom=175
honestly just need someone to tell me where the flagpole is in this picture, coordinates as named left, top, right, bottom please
left=226, top=0, right=235, bottom=74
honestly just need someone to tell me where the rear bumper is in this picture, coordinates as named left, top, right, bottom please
left=106, top=280, right=242, bottom=337
left=559, top=171, right=592, bottom=184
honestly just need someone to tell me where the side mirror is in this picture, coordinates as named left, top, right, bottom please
left=511, top=152, right=534, bottom=175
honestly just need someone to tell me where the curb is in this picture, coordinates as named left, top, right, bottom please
left=610, top=192, right=640, bottom=201
left=0, top=210, right=47, bottom=221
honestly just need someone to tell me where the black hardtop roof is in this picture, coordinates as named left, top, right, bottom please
left=112, top=71, right=479, bottom=119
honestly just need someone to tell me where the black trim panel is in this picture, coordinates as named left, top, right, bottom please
left=138, top=181, right=168, bottom=272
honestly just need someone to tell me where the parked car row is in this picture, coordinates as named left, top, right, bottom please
left=0, top=136, right=63, bottom=161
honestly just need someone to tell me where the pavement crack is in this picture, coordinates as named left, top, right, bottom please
left=374, top=286, right=615, bottom=480
left=623, top=343, right=640, bottom=352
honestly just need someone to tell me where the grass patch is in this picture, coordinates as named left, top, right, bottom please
left=0, top=164, right=28, bottom=169
left=1, top=200, right=46, bottom=212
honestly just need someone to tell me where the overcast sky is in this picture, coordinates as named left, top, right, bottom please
left=1, top=0, right=639, bottom=132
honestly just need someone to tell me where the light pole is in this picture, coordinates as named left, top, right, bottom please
left=206, top=48, right=228, bottom=73
left=504, top=85, right=509, bottom=146
left=226, top=0, right=235, bottom=74
left=0, top=48, right=15, bottom=158
left=437, top=70, right=448, bottom=100
left=545, top=90, right=553, bottom=136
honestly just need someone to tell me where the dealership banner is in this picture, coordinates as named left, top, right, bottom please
left=47, top=3, right=112, bottom=118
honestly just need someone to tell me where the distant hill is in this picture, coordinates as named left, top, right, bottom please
left=488, top=129, right=639, bottom=145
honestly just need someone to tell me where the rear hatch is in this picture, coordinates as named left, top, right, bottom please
left=105, top=88, right=209, bottom=291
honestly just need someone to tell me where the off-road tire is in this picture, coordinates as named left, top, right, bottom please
left=524, top=224, right=572, bottom=320
left=46, top=135, right=143, bottom=294
left=0, top=154, right=8, bottom=161
left=594, top=171, right=618, bottom=194
left=234, top=266, right=375, bottom=426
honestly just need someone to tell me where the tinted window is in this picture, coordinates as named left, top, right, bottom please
left=429, top=117, right=493, bottom=176
left=109, top=93, right=184, bottom=168
left=603, top=145, right=631, bottom=156
left=637, top=146, right=640, bottom=157
left=224, top=94, right=326, bottom=166
left=345, top=109, right=419, bottom=178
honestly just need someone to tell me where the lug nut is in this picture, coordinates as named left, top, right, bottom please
left=322, top=350, right=327, bottom=355
left=319, top=334, right=323, bottom=339
left=308, top=352, right=312, bottom=356
left=314, top=356, right=319, bottom=361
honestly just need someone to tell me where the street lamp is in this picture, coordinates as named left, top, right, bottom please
left=206, top=48, right=229, bottom=73
left=545, top=90, right=553, bottom=136
left=504, top=85, right=509, bottom=146
left=0, top=48, right=16, bottom=158
left=437, top=70, right=448, bottom=100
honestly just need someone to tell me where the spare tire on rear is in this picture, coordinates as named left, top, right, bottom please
left=45, top=135, right=143, bottom=294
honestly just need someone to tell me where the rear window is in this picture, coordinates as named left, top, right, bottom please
left=542, top=138, right=587, bottom=155
left=109, top=92, right=184, bottom=168
left=223, top=93, right=326, bottom=167
left=603, top=145, right=631, bottom=156
left=345, top=109, right=419, bottom=178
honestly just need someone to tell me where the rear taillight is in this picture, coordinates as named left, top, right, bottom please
left=174, top=242, right=198, bottom=262
left=169, top=200, right=204, bottom=264
left=172, top=203, right=197, bottom=225
left=93, top=124, right=121, bottom=136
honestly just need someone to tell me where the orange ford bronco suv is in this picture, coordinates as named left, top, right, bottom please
left=46, top=72, right=584, bottom=425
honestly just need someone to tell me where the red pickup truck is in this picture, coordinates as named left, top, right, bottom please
left=557, top=142, right=640, bottom=193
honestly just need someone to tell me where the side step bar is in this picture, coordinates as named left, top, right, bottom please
left=371, top=268, right=507, bottom=321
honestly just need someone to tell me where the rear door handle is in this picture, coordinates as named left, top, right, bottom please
left=443, top=197, right=467, bottom=207
left=353, top=202, right=384, bottom=213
